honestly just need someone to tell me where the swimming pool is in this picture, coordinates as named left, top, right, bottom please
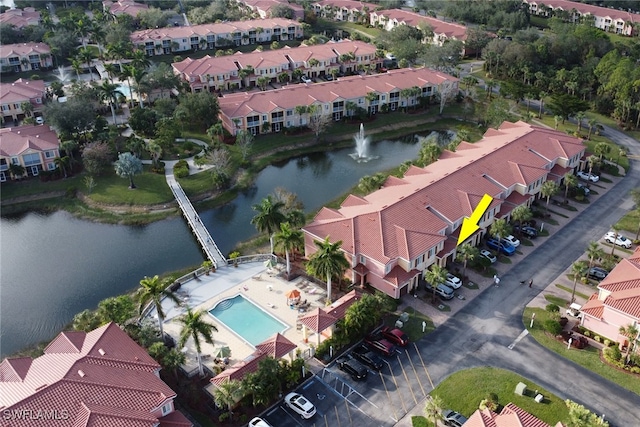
left=209, top=295, right=287, bottom=346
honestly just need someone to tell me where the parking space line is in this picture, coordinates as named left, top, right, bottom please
left=377, top=370, right=399, bottom=423
left=279, top=405, right=304, bottom=426
left=385, top=360, right=407, bottom=413
left=396, top=354, right=418, bottom=405
left=405, top=348, right=426, bottom=398
left=334, top=406, right=341, bottom=427
left=344, top=399, right=353, bottom=425
left=413, top=342, right=435, bottom=390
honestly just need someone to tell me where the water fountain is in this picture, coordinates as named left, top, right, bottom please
left=349, top=123, right=379, bottom=162
left=55, top=66, right=71, bottom=83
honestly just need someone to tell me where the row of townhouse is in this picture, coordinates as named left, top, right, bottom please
left=523, top=0, right=639, bottom=35
left=0, top=125, right=60, bottom=182
left=581, top=247, right=640, bottom=350
left=172, top=40, right=381, bottom=92
left=103, top=0, right=150, bottom=18
left=311, top=0, right=380, bottom=23
left=217, top=67, right=458, bottom=135
left=0, top=43, right=53, bottom=74
left=234, top=0, right=305, bottom=21
left=0, top=7, right=41, bottom=28
left=130, top=18, right=303, bottom=57
left=369, top=9, right=471, bottom=54
left=0, top=78, right=46, bottom=124
left=302, top=121, right=587, bottom=299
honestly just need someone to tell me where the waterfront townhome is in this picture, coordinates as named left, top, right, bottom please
left=235, top=0, right=305, bottom=21
left=523, top=0, right=639, bottom=36
left=369, top=9, right=470, bottom=54
left=581, top=247, right=640, bottom=349
left=0, top=43, right=53, bottom=74
left=103, top=0, right=150, bottom=18
left=0, top=124, right=60, bottom=181
left=217, top=67, right=458, bottom=135
left=312, top=0, right=379, bottom=23
left=0, top=78, right=46, bottom=125
left=302, top=121, right=586, bottom=299
left=0, top=7, right=41, bottom=28
left=172, top=40, right=380, bottom=92
left=0, top=322, right=192, bottom=427
left=130, top=18, right=303, bottom=57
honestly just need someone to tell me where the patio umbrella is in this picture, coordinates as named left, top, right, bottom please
left=286, top=289, right=301, bottom=305
left=214, top=346, right=231, bottom=359
left=264, top=258, right=277, bottom=269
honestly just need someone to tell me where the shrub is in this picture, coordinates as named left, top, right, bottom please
left=605, top=345, right=622, bottom=362
left=583, top=330, right=590, bottom=337
left=173, top=159, right=189, bottom=178
left=594, top=335, right=601, bottom=343
left=604, top=339, right=610, bottom=347
left=546, top=303, right=559, bottom=313
left=543, top=319, right=562, bottom=335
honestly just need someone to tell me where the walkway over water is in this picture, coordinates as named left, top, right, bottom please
left=166, top=174, right=226, bottom=268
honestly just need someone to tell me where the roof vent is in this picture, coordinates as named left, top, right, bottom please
left=98, top=348, right=105, bottom=356
left=78, top=370, right=85, bottom=378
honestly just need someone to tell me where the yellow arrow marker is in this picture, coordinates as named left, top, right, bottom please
left=457, top=194, right=493, bottom=246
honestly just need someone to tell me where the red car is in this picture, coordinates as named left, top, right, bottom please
left=381, top=326, right=409, bottom=346
left=364, top=335, right=397, bottom=356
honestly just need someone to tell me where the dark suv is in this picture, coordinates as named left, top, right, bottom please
left=336, top=355, right=368, bottom=380
left=352, top=344, right=384, bottom=370
left=381, top=326, right=409, bottom=346
left=364, top=335, right=397, bottom=356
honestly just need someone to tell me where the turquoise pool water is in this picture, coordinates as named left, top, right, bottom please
left=209, top=295, right=287, bottom=346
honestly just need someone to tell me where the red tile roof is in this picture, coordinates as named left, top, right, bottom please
left=524, top=0, right=640, bottom=23
left=0, top=7, right=40, bottom=28
left=298, top=308, right=338, bottom=333
left=0, top=42, right=50, bottom=58
left=210, top=351, right=268, bottom=386
left=464, top=402, right=551, bottom=427
left=0, top=323, right=191, bottom=427
left=323, top=290, right=361, bottom=319
left=373, top=9, right=469, bottom=41
left=0, top=78, right=45, bottom=105
left=313, top=0, right=378, bottom=11
left=0, top=125, right=60, bottom=157
left=254, top=333, right=297, bottom=358
left=103, top=0, right=149, bottom=17
left=581, top=294, right=604, bottom=319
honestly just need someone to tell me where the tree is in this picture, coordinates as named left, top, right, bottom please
left=630, top=188, right=640, bottom=240
left=306, top=237, right=350, bottom=302
left=235, top=129, right=253, bottom=161
left=594, top=142, right=611, bottom=161
left=541, top=180, right=559, bottom=212
left=59, top=140, right=78, bottom=164
left=72, top=309, right=103, bottom=332
left=570, top=260, right=588, bottom=303
left=98, top=80, right=124, bottom=125
left=44, top=98, right=97, bottom=138
left=563, top=172, right=578, bottom=200
left=270, top=3, right=294, bottom=18
left=82, top=141, right=112, bottom=176
left=177, top=308, right=218, bottom=377
left=424, top=264, right=447, bottom=303
left=174, top=91, right=220, bottom=132
left=147, top=141, right=163, bottom=169
left=256, top=76, right=270, bottom=91
left=564, top=399, right=609, bottom=427
left=97, top=295, right=136, bottom=325
left=54, top=156, right=70, bottom=178
left=274, top=222, right=304, bottom=277
left=114, top=152, right=143, bottom=189
left=307, top=104, right=331, bottom=142
left=207, top=122, right=225, bottom=146
left=587, top=156, right=601, bottom=178
left=456, top=243, right=479, bottom=283
left=417, top=134, right=442, bottom=166
left=213, top=380, right=245, bottom=421
left=547, top=94, right=589, bottom=124
left=586, top=241, right=603, bottom=270
left=609, top=224, right=621, bottom=257
left=251, top=196, right=286, bottom=254
left=485, top=98, right=511, bottom=128
left=618, top=323, right=639, bottom=364
left=129, top=108, right=158, bottom=137
left=424, top=395, right=445, bottom=427
left=137, top=275, right=182, bottom=339
left=438, top=80, right=457, bottom=114
left=511, top=205, right=532, bottom=227
left=77, top=47, right=96, bottom=81
left=243, top=357, right=281, bottom=407
left=490, top=218, right=511, bottom=242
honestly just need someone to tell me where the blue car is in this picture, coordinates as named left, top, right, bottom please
left=486, top=238, right=516, bottom=256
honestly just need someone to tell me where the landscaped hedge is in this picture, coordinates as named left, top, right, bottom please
left=173, top=160, right=189, bottom=178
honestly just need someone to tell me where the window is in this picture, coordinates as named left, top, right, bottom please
left=47, top=162, right=56, bottom=171
left=161, top=403, right=171, bottom=416
left=1, top=105, right=9, bottom=111
left=286, top=109, right=293, bottom=116
left=35, top=98, right=41, bottom=104
left=23, top=153, right=40, bottom=166
left=44, top=151, right=55, bottom=159
left=0, top=171, right=5, bottom=182
left=359, top=255, right=366, bottom=264
left=11, top=157, right=20, bottom=165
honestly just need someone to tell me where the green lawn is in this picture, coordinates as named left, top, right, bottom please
left=616, top=210, right=640, bottom=236
left=523, top=307, right=640, bottom=395
left=412, top=416, right=430, bottom=427
left=430, top=367, right=569, bottom=425
left=554, top=284, right=590, bottom=301
left=383, top=306, right=434, bottom=342
left=86, top=167, right=173, bottom=205
left=1, top=174, right=84, bottom=200
left=544, top=294, right=568, bottom=307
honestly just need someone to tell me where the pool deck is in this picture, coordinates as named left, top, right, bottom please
left=151, top=262, right=327, bottom=376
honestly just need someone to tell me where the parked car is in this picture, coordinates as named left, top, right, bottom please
left=576, top=183, right=590, bottom=195
left=442, top=409, right=468, bottom=427
left=501, top=234, right=520, bottom=248
left=381, top=326, right=409, bottom=346
left=486, top=237, right=516, bottom=256
left=364, top=335, right=397, bottom=356
left=301, top=76, right=312, bottom=84
left=445, top=273, right=462, bottom=289
left=604, top=231, right=632, bottom=248
left=249, top=417, right=273, bottom=427
left=352, top=344, right=384, bottom=370
left=479, top=249, right=497, bottom=264
left=434, top=283, right=454, bottom=300
left=336, top=355, right=368, bottom=380
left=385, top=52, right=397, bottom=61
left=514, top=225, right=538, bottom=239
left=324, top=74, right=334, bottom=81
left=284, top=393, right=316, bottom=419
left=35, top=116, right=45, bottom=125
left=577, top=170, right=599, bottom=182
left=588, top=267, right=609, bottom=280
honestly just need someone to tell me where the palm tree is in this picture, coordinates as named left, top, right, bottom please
left=538, top=91, right=547, bottom=118
left=8, top=163, right=25, bottom=180
left=213, top=380, right=245, bottom=421
left=76, top=48, right=95, bottom=81
left=594, top=142, right=611, bottom=161
left=570, top=260, right=587, bottom=303
left=251, top=196, right=286, bottom=254
left=575, top=112, right=585, bottom=132
left=273, top=222, right=304, bottom=277
left=137, top=275, right=181, bottom=338
left=586, top=241, right=603, bottom=270
left=147, top=141, right=162, bottom=168
left=305, top=237, right=350, bottom=302
left=130, top=49, right=151, bottom=71
left=120, top=65, right=138, bottom=107
left=541, top=180, right=559, bottom=212
left=97, top=81, right=124, bottom=125
left=103, top=62, right=118, bottom=83
left=54, top=156, right=70, bottom=178
left=587, top=118, right=598, bottom=140
left=587, top=155, right=601, bottom=178
left=554, top=115, right=562, bottom=130
left=424, top=395, right=445, bottom=427
left=424, top=264, right=447, bottom=303
left=70, top=57, right=83, bottom=80
left=609, top=225, right=621, bottom=257
left=563, top=173, right=578, bottom=200
left=418, top=139, right=442, bottom=166
left=59, top=140, right=78, bottom=164
left=456, top=243, right=479, bottom=283
left=511, top=205, right=532, bottom=227
left=618, top=324, right=639, bottom=364
left=489, top=218, right=511, bottom=242
left=177, top=308, right=218, bottom=377
left=163, top=348, right=186, bottom=380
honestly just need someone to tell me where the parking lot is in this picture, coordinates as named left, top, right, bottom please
left=262, top=343, right=432, bottom=426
